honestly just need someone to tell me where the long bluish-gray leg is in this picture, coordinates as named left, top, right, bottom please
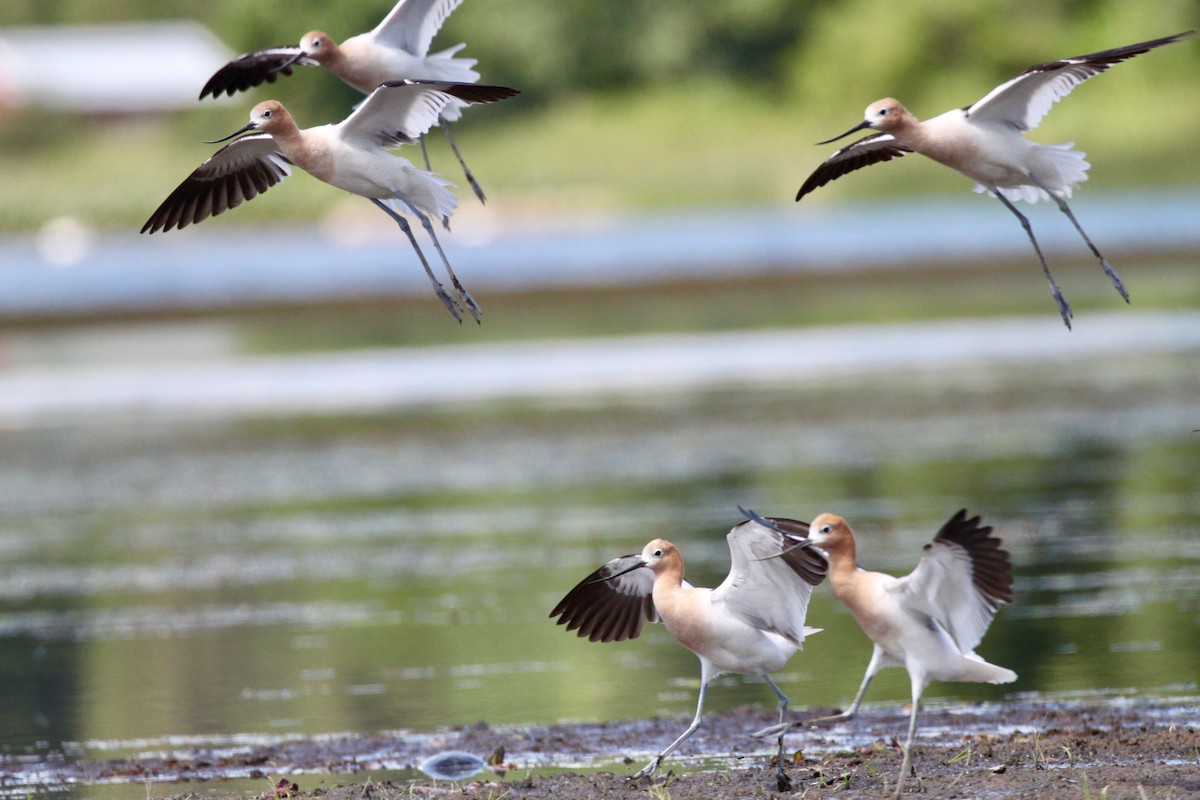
left=419, top=134, right=432, bottom=172
left=370, top=199, right=462, bottom=322
left=394, top=193, right=482, bottom=323
left=1028, top=174, right=1129, bottom=303
left=763, top=675, right=792, bottom=790
left=892, top=676, right=926, bottom=799
left=630, top=680, right=708, bottom=782
left=811, top=644, right=884, bottom=724
left=441, top=123, right=486, bottom=205
left=994, top=190, right=1073, bottom=329
left=752, top=645, right=885, bottom=740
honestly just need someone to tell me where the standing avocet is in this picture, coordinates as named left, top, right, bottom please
left=796, top=31, right=1197, bottom=329
left=199, top=0, right=496, bottom=204
left=754, top=509, right=1015, bottom=797
left=550, top=509, right=826, bottom=790
left=143, top=80, right=519, bottom=322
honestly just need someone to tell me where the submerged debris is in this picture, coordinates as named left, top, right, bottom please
left=267, top=778, right=299, bottom=798
left=418, top=750, right=487, bottom=781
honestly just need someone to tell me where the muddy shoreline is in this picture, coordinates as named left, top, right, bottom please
left=9, top=698, right=1198, bottom=799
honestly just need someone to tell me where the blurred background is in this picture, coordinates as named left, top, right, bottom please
left=0, top=0, right=1198, bottom=793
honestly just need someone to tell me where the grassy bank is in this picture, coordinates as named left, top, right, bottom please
left=3, top=74, right=1199, bottom=234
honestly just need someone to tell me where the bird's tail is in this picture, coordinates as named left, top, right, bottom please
left=958, top=652, right=1018, bottom=684
left=422, top=42, right=481, bottom=84
left=416, top=44, right=481, bottom=123
left=977, top=143, right=1090, bottom=203
left=381, top=171, right=458, bottom=227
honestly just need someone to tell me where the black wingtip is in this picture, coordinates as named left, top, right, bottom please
left=935, top=508, right=1012, bottom=604
left=375, top=80, right=521, bottom=105
left=737, top=505, right=780, bottom=532
left=448, top=83, right=522, bottom=104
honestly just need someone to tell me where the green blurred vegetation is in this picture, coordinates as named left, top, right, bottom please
left=0, top=0, right=1198, bottom=231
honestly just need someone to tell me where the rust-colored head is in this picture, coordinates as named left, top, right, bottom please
left=205, top=100, right=295, bottom=144
left=248, top=100, right=295, bottom=133
left=816, top=97, right=914, bottom=145
left=806, top=513, right=857, bottom=555
left=862, top=98, right=912, bottom=131
left=639, top=538, right=683, bottom=575
left=299, top=30, right=339, bottom=63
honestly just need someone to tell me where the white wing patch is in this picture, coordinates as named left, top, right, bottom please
left=337, top=82, right=456, bottom=148
left=967, top=31, right=1198, bottom=132
left=889, top=540, right=995, bottom=654
left=371, top=0, right=466, bottom=57
left=968, top=65, right=1103, bottom=132
left=885, top=510, right=1012, bottom=655
left=713, top=520, right=822, bottom=647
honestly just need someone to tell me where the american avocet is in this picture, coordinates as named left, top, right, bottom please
left=143, top=80, right=519, bottom=322
left=796, top=31, right=1197, bottom=329
left=199, top=0, right=495, bottom=203
left=550, top=509, right=826, bottom=789
left=753, top=509, right=1015, bottom=797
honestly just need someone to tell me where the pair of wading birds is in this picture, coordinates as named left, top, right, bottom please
left=141, top=3, right=1195, bottom=330
left=552, top=507, right=1014, bottom=796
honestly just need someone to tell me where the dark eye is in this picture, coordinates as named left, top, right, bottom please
left=263, top=109, right=272, bottom=117
left=820, top=525, right=831, bottom=534
left=878, top=108, right=888, bottom=116
left=653, top=549, right=663, bottom=557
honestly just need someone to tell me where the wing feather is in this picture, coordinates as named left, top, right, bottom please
left=141, top=133, right=292, bottom=234
left=887, top=509, right=1013, bottom=654
left=198, top=47, right=318, bottom=100
left=796, top=133, right=912, bottom=201
left=338, top=80, right=520, bottom=148
left=550, top=554, right=659, bottom=643
left=967, top=31, right=1197, bottom=131
left=712, top=517, right=828, bottom=647
left=371, top=0, right=465, bottom=57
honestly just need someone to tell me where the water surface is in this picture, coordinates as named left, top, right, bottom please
left=0, top=312, right=1196, bottom=783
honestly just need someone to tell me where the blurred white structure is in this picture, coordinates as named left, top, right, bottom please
left=0, top=21, right=232, bottom=113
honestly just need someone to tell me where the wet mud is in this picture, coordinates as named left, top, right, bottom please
left=8, top=698, right=1198, bottom=799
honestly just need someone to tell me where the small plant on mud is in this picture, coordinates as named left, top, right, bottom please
left=647, top=782, right=672, bottom=800
left=1031, top=730, right=1048, bottom=770
left=946, top=746, right=974, bottom=793
left=949, top=745, right=973, bottom=767
left=1080, top=771, right=1110, bottom=800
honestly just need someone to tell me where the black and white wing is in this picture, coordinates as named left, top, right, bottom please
left=712, top=513, right=828, bottom=647
left=550, top=554, right=660, bottom=643
left=141, top=133, right=292, bottom=233
left=371, top=0, right=465, bottom=57
left=887, top=509, right=1013, bottom=654
left=796, top=133, right=912, bottom=202
left=337, top=80, right=519, bottom=148
left=198, top=46, right=318, bottom=100
left=967, top=30, right=1197, bottom=131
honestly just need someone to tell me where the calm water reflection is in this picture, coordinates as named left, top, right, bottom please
left=0, top=337, right=1196, bottom=765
